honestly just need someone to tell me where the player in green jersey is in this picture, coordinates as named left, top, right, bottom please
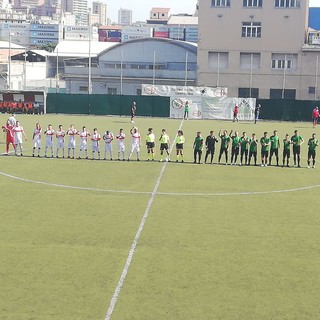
left=269, top=130, right=280, bottom=166
left=240, top=131, right=249, bottom=165
left=248, top=133, right=258, bottom=166
left=193, top=131, right=204, bottom=164
left=260, top=132, right=270, bottom=167
left=218, top=129, right=231, bottom=165
left=175, top=130, right=185, bottom=162
left=291, top=129, right=304, bottom=167
left=230, top=130, right=241, bottom=165
left=204, top=130, right=218, bottom=164
left=159, top=129, right=170, bottom=162
left=307, top=133, right=318, bottom=168
left=146, top=128, right=155, bottom=161
left=184, top=101, right=190, bottom=120
left=282, top=134, right=291, bottom=167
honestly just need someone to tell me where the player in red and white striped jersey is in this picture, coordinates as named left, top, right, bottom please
left=56, top=125, right=66, bottom=158
left=78, top=126, right=90, bottom=159
left=66, top=124, right=78, bottom=159
left=32, top=122, right=42, bottom=157
left=128, top=126, right=140, bottom=161
left=91, top=128, right=101, bottom=160
left=103, top=130, right=114, bottom=160
left=13, top=121, right=27, bottom=156
left=116, top=128, right=126, bottom=161
left=44, top=124, right=55, bottom=157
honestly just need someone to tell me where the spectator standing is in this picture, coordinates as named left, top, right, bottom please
left=312, top=106, right=319, bottom=128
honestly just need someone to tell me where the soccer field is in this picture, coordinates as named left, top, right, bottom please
left=1, top=114, right=320, bottom=320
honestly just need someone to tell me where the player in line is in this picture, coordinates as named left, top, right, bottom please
left=204, top=130, right=218, bottom=164
left=239, top=132, right=249, bottom=166
left=230, top=130, right=240, bottom=165
left=44, top=124, right=55, bottom=158
left=248, top=133, right=258, bottom=166
left=193, top=131, right=204, bottom=164
left=56, top=125, right=66, bottom=158
left=67, top=124, right=77, bottom=159
left=175, top=130, right=185, bottom=162
left=282, top=134, right=291, bottom=167
left=13, top=121, right=27, bottom=156
left=291, top=129, right=304, bottom=168
left=78, top=126, right=90, bottom=159
left=128, top=126, right=140, bottom=161
left=159, top=129, right=170, bottom=162
left=260, top=132, right=270, bottom=167
left=269, top=130, right=280, bottom=166
left=32, top=122, right=42, bottom=157
left=103, top=130, right=114, bottom=160
left=218, top=129, right=231, bottom=165
left=146, top=128, right=155, bottom=161
left=307, top=133, right=318, bottom=169
left=116, top=128, right=126, bottom=161
left=91, top=128, right=101, bottom=160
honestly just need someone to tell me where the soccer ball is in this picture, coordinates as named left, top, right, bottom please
left=164, top=158, right=169, bottom=162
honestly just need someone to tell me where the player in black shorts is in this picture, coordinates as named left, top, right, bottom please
left=204, top=130, right=218, bottom=164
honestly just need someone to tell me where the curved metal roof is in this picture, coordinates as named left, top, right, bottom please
left=98, top=37, right=197, bottom=58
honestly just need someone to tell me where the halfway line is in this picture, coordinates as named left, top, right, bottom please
left=104, top=120, right=184, bottom=320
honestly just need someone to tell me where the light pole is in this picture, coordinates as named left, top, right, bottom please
left=8, top=32, right=12, bottom=90
left=88, top=8, right=92, bottom=94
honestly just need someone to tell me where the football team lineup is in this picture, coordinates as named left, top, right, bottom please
left=1, top=114, right=319, bottom=168
left=1, top=114, right=320, bottom=319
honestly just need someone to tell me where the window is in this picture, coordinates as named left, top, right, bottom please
left=212, top=0, right=230, bottom=7
left=275, top=0, right=300, bottom=8
left=149, top=63, right=167, bottom=70
left=240, top=53, right=261, bottom=69
left=208, top=52, right=229, bottom=69
left=309, top=87, right=316, bottom=94
left=104, top=63, right=123, bottom=69
left=271, top=53, right=297, bottom=70
left=238, top=88, right=259, bottom=98
left=270, top=89, right=296, bottom=99
left=108, top=88, right=117, bottom=95
left=243, top=0, right=262, bottom=7
left=242, top=22, right=261, bottom=38
left=130, top=64, right=147, bottom=69
left=79, top=86, right=88, bottom=92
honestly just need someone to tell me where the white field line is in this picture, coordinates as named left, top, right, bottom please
left=0, top=171, right=151, bottom=195
left=104, top=120, right=184, bottom=320
left=1, top=171, right=320, bottom=197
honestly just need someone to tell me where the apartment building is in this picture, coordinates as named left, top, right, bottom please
left=118, top=8, right=132, bottom=26
left=197, top=0, right=320, bottom=100
left=92, top=1, right=107, bottom=26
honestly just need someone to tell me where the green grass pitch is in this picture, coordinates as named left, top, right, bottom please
left=0, top=114, right=320, bottom=319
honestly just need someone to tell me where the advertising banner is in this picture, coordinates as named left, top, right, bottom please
left=170, top=96, right=255, bottom=121
left=142, top=84, right=227, bottom=98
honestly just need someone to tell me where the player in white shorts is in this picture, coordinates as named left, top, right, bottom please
left=78, top=126, right=90, bottom=159
left=103, top=130, right=114, bottom=160
left=32, top=122, right=42, bottom=157
left=13, top=120, right=27, bottom=156
left=67, top=124, right=78, bottom=159
left=91, top=128, right=101, bottom=159
left=116, top=128, right=126, bottom=161
left=56, top=125, right=66, bottom=158
left=44, top=124, right=55, bottom=157
left=128, top=126, right=140, bottom=161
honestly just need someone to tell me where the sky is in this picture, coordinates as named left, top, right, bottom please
left=105, top=0, right=197, bottom=23
left=310, top=0, right=320, bottom=7
left=105, top=0, right=320, bottom=23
